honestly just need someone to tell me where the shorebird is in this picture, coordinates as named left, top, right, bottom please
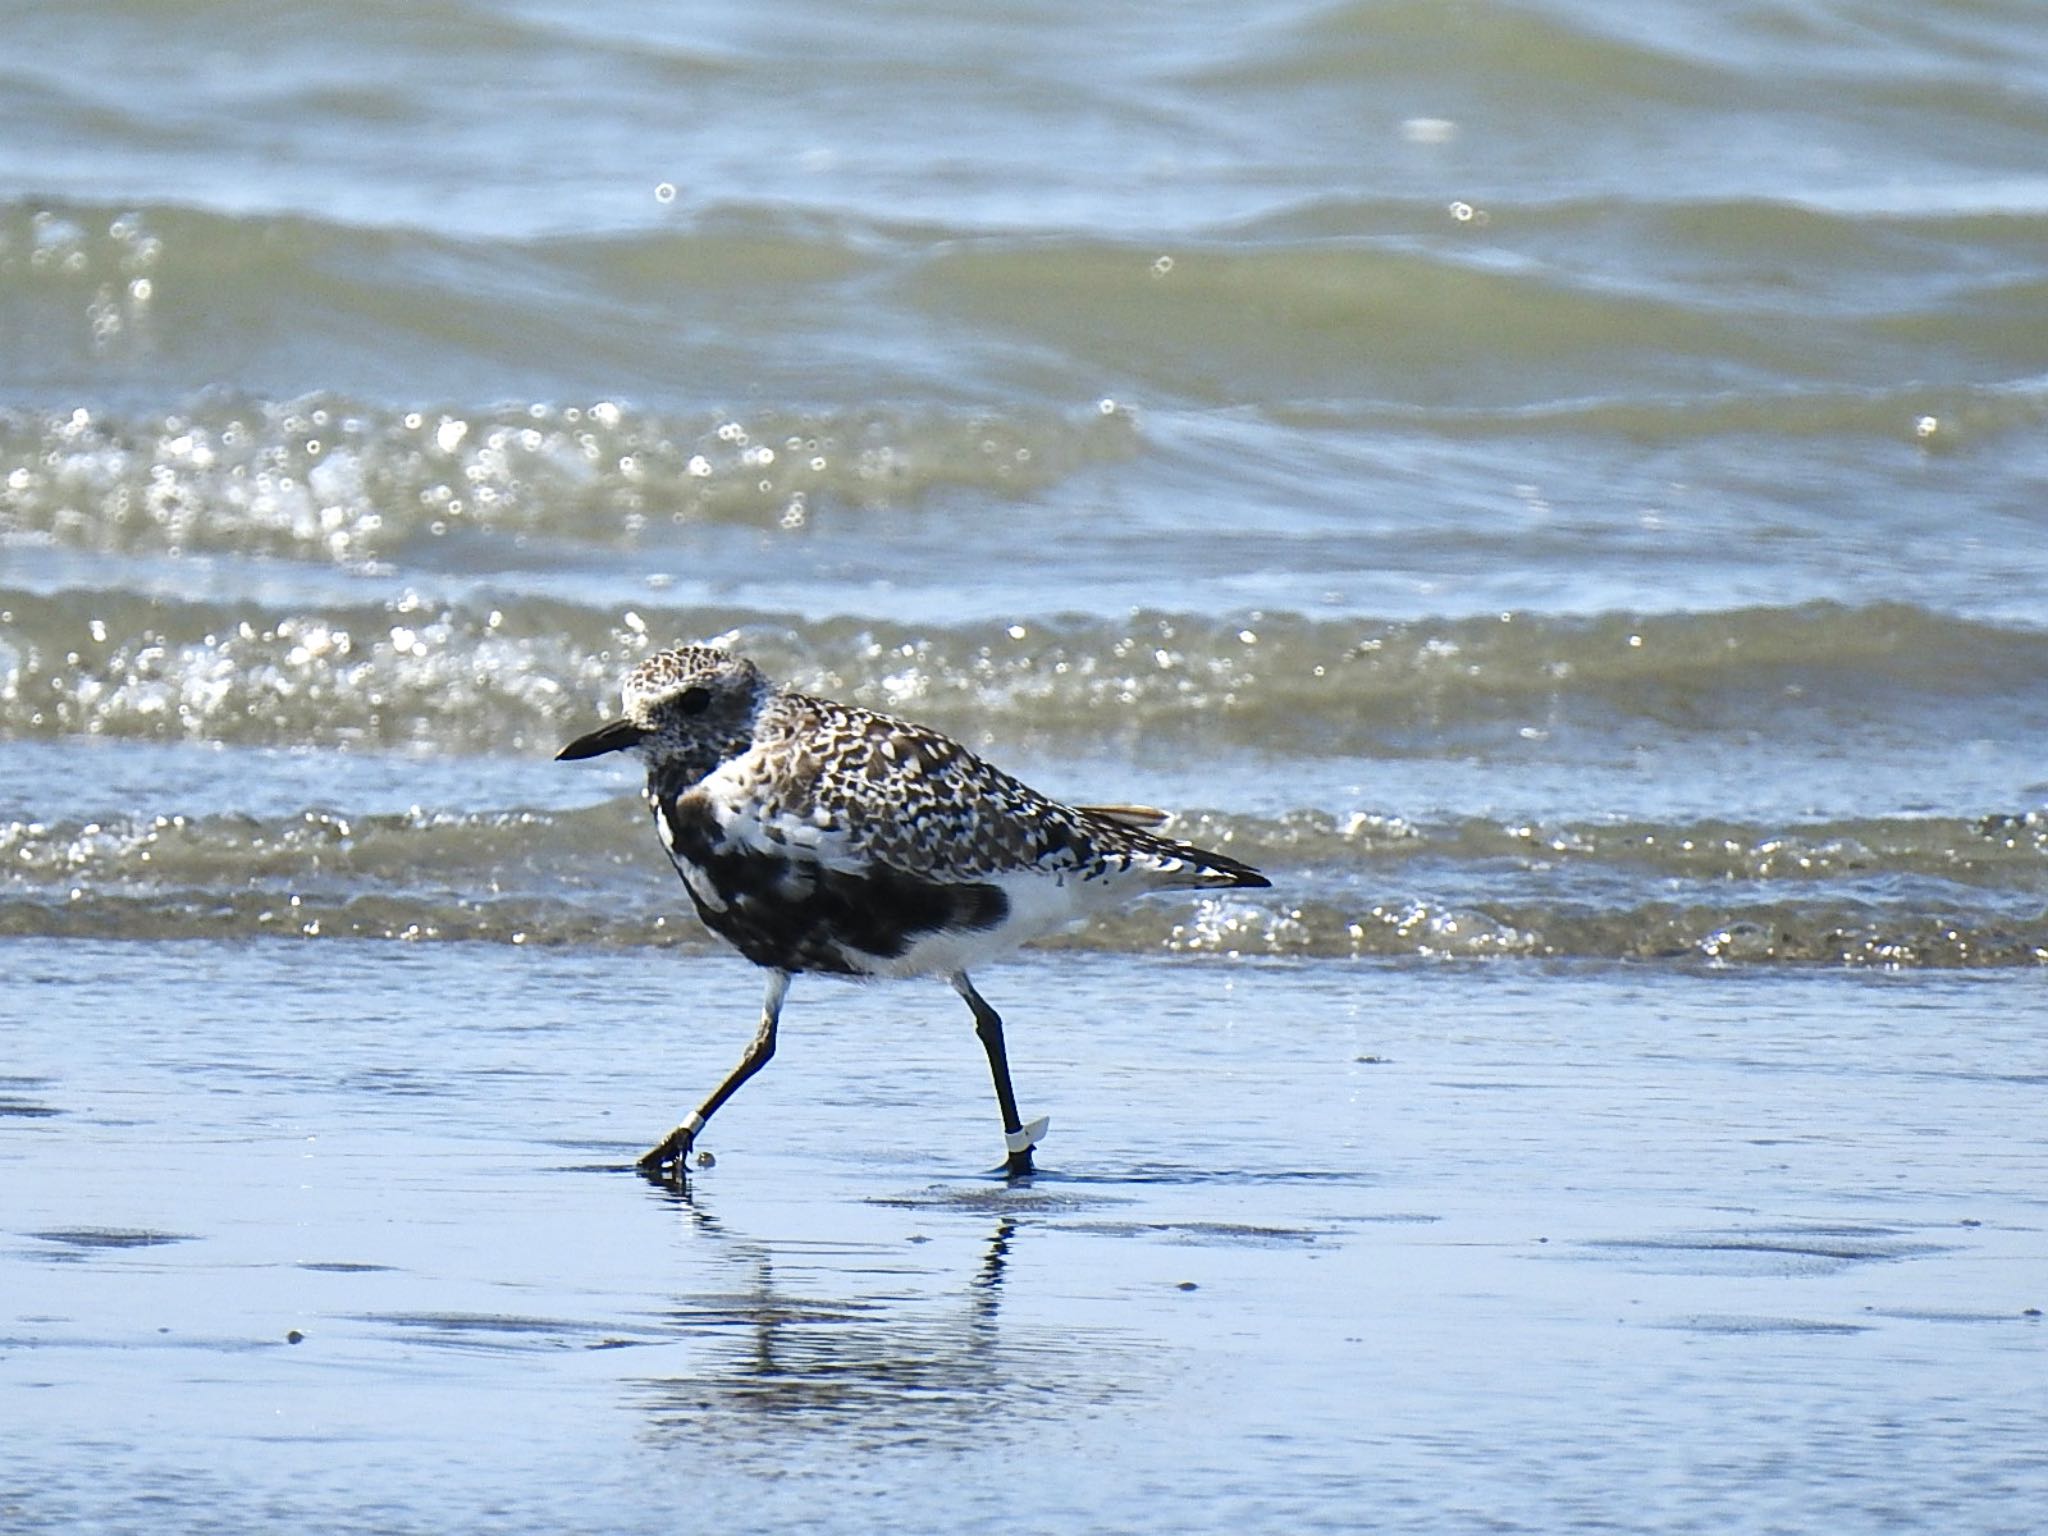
left=558, top=645, right=1270, bottom=1178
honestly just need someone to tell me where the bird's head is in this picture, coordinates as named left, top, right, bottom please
left=557, top=646, right=772, bottom=784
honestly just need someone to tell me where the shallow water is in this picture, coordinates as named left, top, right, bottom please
left=4, top=943, right=2045, bottom=1533
left=6, top=0, right=2048, bottom=1528
left=8, top=12, right=2048, bottom=965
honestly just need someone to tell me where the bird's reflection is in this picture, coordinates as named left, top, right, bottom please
left=637, top=1163, right=727, bottom=1234
left=632, top=1182, right=1114, bottom=1448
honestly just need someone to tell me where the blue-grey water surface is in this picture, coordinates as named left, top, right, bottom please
left=6, top=944, right=2047, bottom=1535
left=3, top=2, right=2047, bottom=1531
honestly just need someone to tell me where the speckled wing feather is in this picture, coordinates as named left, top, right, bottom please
left=746, top=693, right=1266, bottom=889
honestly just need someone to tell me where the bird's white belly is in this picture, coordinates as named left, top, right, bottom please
left=858, top=868, right=1123, bottom=980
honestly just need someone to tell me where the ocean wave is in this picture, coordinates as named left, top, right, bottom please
left=1268, top=379, right=2048, bottom=448
left=3, top=799, right=2042, bottom=967
left=1206, top=0, right=2048, bottom=135
left=0, top=389, right=1138, bottom=566
left=4, top=591, right=2044, bottom=753
left=1174, top=808, right=2048, bottom=888
left=910, top=234, right=1809, bottom=409
left=11, top=194, right=2045, bottom=429
left=1191, top=0, right=1734, bottom=102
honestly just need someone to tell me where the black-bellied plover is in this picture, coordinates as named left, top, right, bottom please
left=559, top=645, right=1270, bottom=1178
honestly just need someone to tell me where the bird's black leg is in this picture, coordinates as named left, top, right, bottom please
left=640, top=970, right=789, bottom=1175
left=951, top=972, right=1045, bottom=1178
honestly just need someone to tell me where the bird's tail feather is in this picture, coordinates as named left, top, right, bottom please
left=1172, top=842, right=1272, bottom=889
left=1074, top=806, right=1271, bottom=889
left=1076, top=802, right=1170, bottom=830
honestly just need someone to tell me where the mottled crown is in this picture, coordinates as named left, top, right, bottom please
left=622, top=646, right=775, bottom=780
left=622, top=646, right=767, bottom=718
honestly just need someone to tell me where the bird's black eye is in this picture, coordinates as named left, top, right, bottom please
left=677, top=685, right=712, bottom=716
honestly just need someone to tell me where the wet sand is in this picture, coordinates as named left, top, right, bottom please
left=4, top=940, right=2044, bottom=1533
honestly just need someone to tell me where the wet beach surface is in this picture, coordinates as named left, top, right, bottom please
left=5, top=940, right=2043, bottom=1532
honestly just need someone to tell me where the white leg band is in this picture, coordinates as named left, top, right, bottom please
left=1005, top=1116, right=1049, bottom=1155
left=681, top=1111, right=705, bottom=1137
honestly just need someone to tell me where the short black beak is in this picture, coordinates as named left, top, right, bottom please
left=556, top=718, right=649, bottom=761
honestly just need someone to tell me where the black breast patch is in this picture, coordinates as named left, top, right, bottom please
left=657, top=794, right=1010, bottom=976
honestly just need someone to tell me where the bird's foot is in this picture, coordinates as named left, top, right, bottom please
left=637, top=1121, right=697, bottom=1177
left=1000, top=1115, right=1049, bottom=1180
